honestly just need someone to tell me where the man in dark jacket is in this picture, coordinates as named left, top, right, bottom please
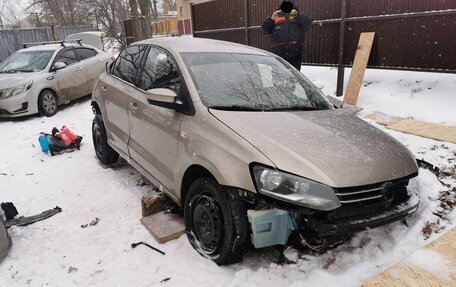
left=262, top=0, right=312, bottom=70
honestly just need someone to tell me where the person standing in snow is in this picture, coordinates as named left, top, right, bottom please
left=262, top=0, right=312, bottom=71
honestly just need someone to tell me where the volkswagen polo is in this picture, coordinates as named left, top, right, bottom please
left=91, top=38, right=419, bottom=265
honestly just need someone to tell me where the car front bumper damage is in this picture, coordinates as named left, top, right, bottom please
left=305, top=197, right=419, bottom=237
left=228, top=177, right=420, bottom=249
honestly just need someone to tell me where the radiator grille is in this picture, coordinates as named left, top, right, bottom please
left=335, top=180, right=409, bottom=205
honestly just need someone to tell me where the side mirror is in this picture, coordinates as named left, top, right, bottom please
left=146, top=88, right=181, bottom=110
left=51, top=62, right=67, bottom=72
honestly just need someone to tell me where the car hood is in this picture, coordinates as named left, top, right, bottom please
left=209, top=108, right=418, bottom=188
left=0, top=73, right=39, bottom=89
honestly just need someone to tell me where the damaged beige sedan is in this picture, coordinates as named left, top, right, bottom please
left=91, top=38, right=419, bottom=265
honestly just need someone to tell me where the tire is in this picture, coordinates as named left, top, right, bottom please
left=184, top=177, right=244, bottom=265
left=92, top=114, right=119, bottom=165
left=38, top=90, right=58, bottom=117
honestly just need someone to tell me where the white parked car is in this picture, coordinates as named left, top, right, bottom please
left=0, top=40, right=113, bottom=117
left=65, top=31, right=105, bottom=51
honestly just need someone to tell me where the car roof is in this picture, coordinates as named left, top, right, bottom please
left=134, top=37, right=270, bottom=56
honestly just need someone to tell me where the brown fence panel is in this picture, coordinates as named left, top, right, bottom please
left=303, top=23, right=340, bottom=65
left=298, top=0, right=342, bottom=21
left=192, top=0, right=456, bottom=96
left=347, top=0, right=456, bottom=17
left=343, top=15, right=456, bottom=70
left=193, top=0, right=245, bottom=31
left=192, top=0, right=456, bottom=72
left=201, top=30, right=246, bottom=44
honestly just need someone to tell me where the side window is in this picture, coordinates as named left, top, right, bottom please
left=75, top=48, right=97, bottom=60
left=55, top=49, right=78, bottom=65
left=140, top=47, right=181, bottom=93
left=111, top=45, right=147, bottom=85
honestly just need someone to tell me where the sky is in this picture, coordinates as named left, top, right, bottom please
left=0, top=0, right=33, bottom=26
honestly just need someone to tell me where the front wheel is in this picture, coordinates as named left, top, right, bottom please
left=184, top=178, right=244, bottom=265
left=92, top=114, right=119, bottom=165
left=38, top=90, right=58, bottom=117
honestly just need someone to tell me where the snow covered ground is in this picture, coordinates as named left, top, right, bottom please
left=0, top=68, right=455, bottom=286
left=304, top=66, right=456, bottom=125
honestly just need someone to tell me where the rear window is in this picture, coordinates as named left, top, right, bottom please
left=75, top=48, right=98, bottom=60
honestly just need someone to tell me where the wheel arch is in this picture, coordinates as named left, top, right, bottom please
left=91, top=100, right=102, bottom=115
left=180, top=164, right=217, bottom=205
left=38, top=88, right=59, bottom=104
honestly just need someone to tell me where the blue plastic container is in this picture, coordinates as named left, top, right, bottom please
left=247, top=208, right=295, bottom=248
left=38, top=134, right=50, bottom=153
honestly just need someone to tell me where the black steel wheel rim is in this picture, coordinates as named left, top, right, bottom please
left=191, top=194, right=223, bottom=254
left=93, top=124, right=104, bottom=157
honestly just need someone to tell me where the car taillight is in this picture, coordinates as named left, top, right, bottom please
left=111, top=56, right=116, bottom=61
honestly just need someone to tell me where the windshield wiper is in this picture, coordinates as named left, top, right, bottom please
left=208, top=105, right=264, bottom=111
left=1, top=69, right=35, bottom=73
left=264, top=106, right=322, bottom=112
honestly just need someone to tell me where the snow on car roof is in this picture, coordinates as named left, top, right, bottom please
left=135, top=37, right=270, bottom=55
left=67, top=31, right=103, bottom=37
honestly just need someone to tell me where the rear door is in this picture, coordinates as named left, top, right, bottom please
left=101, top=45, right=147, bottom=156
left=128, top=46, right=185, bottom=194
left=53, top=47, right=88, bottom=102
left=74, top=47, right=102, bottom=94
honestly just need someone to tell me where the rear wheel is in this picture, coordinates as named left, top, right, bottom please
left=184, top=177, right=244, bottom=265
left=92, top=114, right=119, bottom=165
left=38, top=90, right=58, bottom=117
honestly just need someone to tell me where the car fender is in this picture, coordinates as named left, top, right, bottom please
left=28, top=73, right=60, bottom=114
left=91, top=75, right=108, bottom=117
left=175, top=103, right=275, bottom=200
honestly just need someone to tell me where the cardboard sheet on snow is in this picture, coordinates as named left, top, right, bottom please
left=363, top=229, right=456, bottom=287
left=366, top=113, right=456, bottom=144
left=365, top=113, right=403, bottom=126
left=141, top=212, right=185, bottom=244
left=387, top=119, right=456, bottom=144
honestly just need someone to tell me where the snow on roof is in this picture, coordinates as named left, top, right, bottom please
left=135, top=37, right=270, bottom=55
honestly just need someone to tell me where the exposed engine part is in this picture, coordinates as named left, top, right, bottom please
left=299, top=233, right=328, bottom=251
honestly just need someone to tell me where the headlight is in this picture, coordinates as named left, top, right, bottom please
left=1, top=81, right=33, bottom=99
left=251, top=165, right=341, bottom=211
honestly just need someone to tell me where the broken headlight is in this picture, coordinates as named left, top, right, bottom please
left=251, top=165, right=341, bottom=211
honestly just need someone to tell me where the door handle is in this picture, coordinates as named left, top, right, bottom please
left=76, top=67, right=82, bottom=72
left=101, top=86, right=107, bottom=93
left=130, top=102, right=138, bottom=112
left=97, top=59, right=103, bottom=63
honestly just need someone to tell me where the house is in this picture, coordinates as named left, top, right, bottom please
left=176, top=0, right=209, bottom=35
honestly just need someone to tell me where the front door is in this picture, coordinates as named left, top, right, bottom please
left=128, top=46, right=184, bottom=194
left=53, top=47, right=87, bottom=103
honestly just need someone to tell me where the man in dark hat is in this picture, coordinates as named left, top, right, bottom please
left=262, top=0, right=312, bottom=70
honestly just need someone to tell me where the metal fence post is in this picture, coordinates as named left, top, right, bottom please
left=336, top=0, right=347, bottom=98
left=50, top=26, right=57, bottom=41
left=244, top=0, right=249, bottom=45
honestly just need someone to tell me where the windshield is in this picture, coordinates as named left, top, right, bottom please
left=0, top=50, right=54, bottom=73
left=181, top=52, right=332, bottom=111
